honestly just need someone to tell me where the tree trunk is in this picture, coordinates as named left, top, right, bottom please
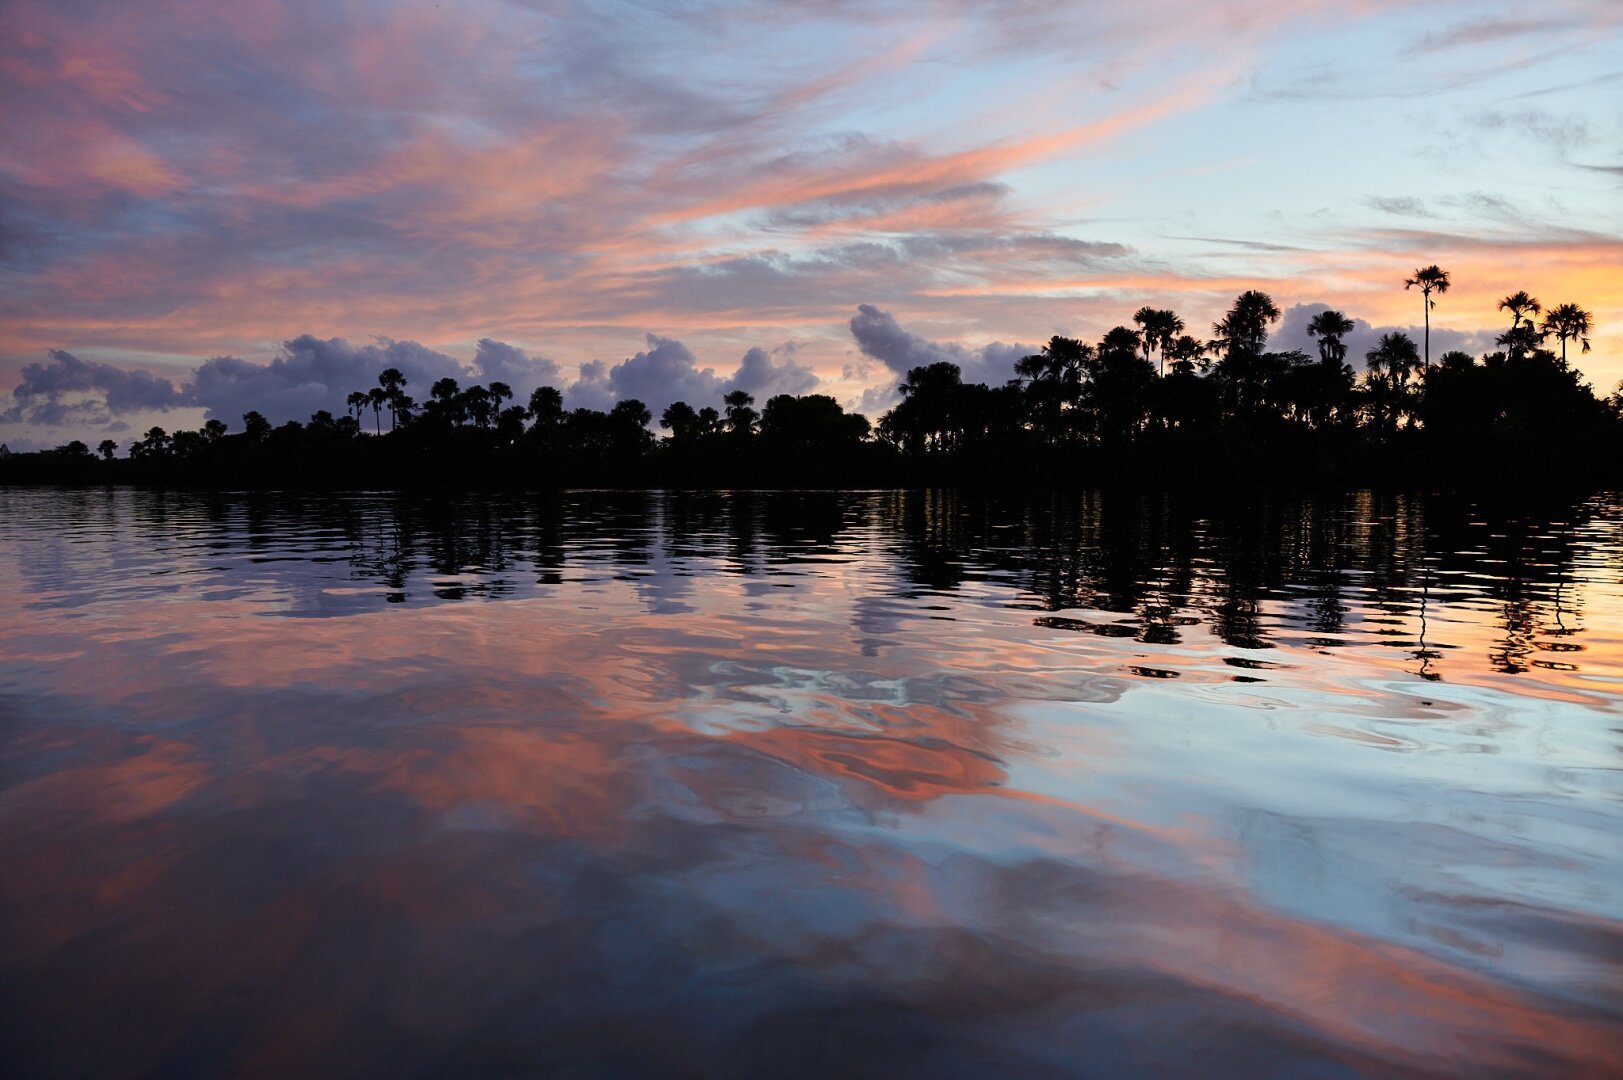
left=1423, top=293, right=1430, bottom=369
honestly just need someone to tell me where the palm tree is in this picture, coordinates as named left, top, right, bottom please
left=1497, top=291, right=1542, bottom=360
left=1016, top=336, right=1089, bottom=444
left=377, top=368, right=407, bottom=428
left=1498, top=290, right=1541, bottom=330
left=242, top=411, right=271, bottom=441
left=723, top=390, right=758, bottom=437
left=1404, top=265, right=1450, bottom=368
left=1163, top=335, right=1208, bottom=375
left=528, top=386, right=563, bottom=425
left=460, top=385, right=493, bottom=428
left=97, top=439, right=118, bottom=461
left=660, top=400, right=702, bottom=442
left=488, top=381, right=513, bottom=415
left=1132, top=307, right=1185, bottom=376
left=1305, top=309, right=1355, bottom=366
left=367, top=387, right=387, bottom=434
left=1365, top=331, right=1420, bottom=431
left=1211, top=290, right=1281, bottom=358
left=1540, top=303, right=1592, bottom=367
left=346, top=391, right=370, bottom=423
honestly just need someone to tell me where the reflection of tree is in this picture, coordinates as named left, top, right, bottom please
left=76, top=488, right=1604, bottom=682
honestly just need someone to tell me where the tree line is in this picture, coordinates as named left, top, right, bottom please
left=5, top=269, right=1618, bottom=488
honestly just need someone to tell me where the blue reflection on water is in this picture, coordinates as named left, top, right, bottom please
left=0, top=488, right=1619, bottom=1076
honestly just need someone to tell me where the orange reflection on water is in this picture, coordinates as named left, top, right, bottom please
left=0, top=488, right=1619, bottom=1074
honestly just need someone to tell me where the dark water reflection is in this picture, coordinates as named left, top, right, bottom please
left=1, top=487, right=1619, bottom=1077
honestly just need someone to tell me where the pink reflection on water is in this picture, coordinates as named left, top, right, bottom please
left=0, top=489, right=1619, bottom=1074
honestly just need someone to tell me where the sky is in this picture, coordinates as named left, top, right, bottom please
left=3, top=0, right=1620, bottom=449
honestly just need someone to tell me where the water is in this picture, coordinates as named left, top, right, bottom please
left=1, top=487, right=1619, bottom=1077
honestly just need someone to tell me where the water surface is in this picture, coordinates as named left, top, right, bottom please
left=1, top=488, right=1619, bottom=1076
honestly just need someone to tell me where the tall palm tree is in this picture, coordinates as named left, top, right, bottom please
left=1540, top=303, right=1592, bottom=367
left=1403, top=265, right=1450, bottom=368
left=1305, top=309, right=1355, bottom=366
left=367, top=387, right=387, bottom=434
left=346, top=391, right=370, bottom=423
left=377, top=368, right=408, bottom=429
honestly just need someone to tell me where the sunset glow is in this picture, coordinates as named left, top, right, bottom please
left=4, top=0, right=1620, bottom=447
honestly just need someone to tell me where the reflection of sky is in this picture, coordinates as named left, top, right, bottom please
left=1, top=488, right=1620, bottom=1073
left=3, top=0, right=1622, bottom=448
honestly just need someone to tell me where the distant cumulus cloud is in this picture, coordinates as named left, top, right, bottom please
left=190, top=336, right=467, bottom=425
left=3, top=348, right=188, bottom=424
left=725, top=345, right=819, bottom=401
left=848, top=304, right=1032, bottom=386
left=605, top=335, right=725, bottom=408
left=472, top=338, right=561, bottom=396
left=1274, top=303, right=1496, bottom=368
left=5, top=335, right=575, bottom=431
left=566, top=360, right=616, bottom=412
left=565, top=334, right=823, bottom=415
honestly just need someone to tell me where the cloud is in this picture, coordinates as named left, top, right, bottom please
left=472, top=338, right=561, bottom=396
left=566, top=334, right=823, bottom=414
left=190, top=336, right=467, bottom=424
left=725, top=345, right=820, bottom=401
left=1465, top=109, right=1591, bottom=153
left=1363, top=197, right=1432, bottom=218
left=848, top=304, right=1033, bottom=386
left=566, top=360, right=616, bottom=412
left=604, top=334, right=725, bottom=409
left=3, top=348, right=188, bottom=423
left=1407, top=18, right=1562, bottom=56
left=1273, top=303, right=1497, bottom=368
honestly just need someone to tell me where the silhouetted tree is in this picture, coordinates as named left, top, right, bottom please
left=97, top=439, right=118, bottom=460
left=1016, top=336, right=1088, bottom=445
left=1498, top=291, right=1542, bottom=360
left=364, top=387, right=385, bottom=433
left=1365, top=331, right=1420, bottom=433
left=1132, top=307, right=1184, bottom=377
left=1211, top=290, right=1282, bottom=415
left=243, top=411, right=271, bottom=441
left=489, top=381, right=513, bottom=415
left=1541, top=303, right=1592, bottom=367
left=1163, top=334, right=1208, bottom=375
left=759, top=393, right=870, bottom=450
left=378, top=368, right=408, bottom=429
left=529, top=386, right=563, bottom=424
left=461, top=385, right=493, bottom=428
left=661, top=400, right=703, bottom=443
left=1404, top=265, right=1451, bottom=368
left=723, top=390, right=758, bottom=438
left=1306, top=309, right=1355, bottom=366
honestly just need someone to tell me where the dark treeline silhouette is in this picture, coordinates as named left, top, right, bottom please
left=5, top=274, right=1619, bottom=487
